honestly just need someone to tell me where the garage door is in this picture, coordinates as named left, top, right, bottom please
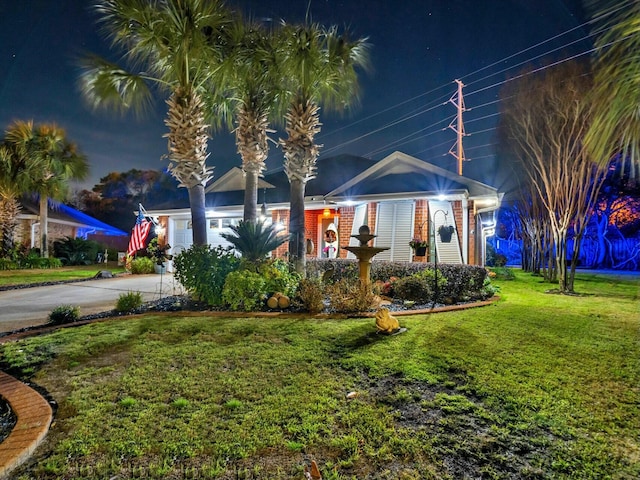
left=170, top=217, right=241, bottom=255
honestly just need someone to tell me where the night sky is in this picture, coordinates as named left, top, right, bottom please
left=0, top=0, right=590, bottom=193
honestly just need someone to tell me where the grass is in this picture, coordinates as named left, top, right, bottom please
left=1, top=270, right=638, bottom=479
left=0, top=263, right=127, bottom=287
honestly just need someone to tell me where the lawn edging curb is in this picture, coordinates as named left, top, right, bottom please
left=0, top=371, right=52, bottom=479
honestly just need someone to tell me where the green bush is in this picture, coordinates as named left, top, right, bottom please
left=173, top=245, right=241, bottom=306
left=48, top=305, right=80, bottom=325
left=130, top=257, right=155, bottom=274
left=36, top=257, right=63, bottom=269
left=394, top=275, right=431, bottom=302
left=53, top=237, right=102, bottom=265
left=116, top=291, right=144, bottom=313
left=306, top=258, right=359, bottom=282
left=326, top=278, right=376, bottom=313
left=0, top=258, right=18, bottom=270
left=488, top=267, right=515, bottom=280
left=259, top=259, right=300, bottom=297
left=486, top=243, right=508, bottom=267
left=18, top=250, right=62, bottom=269
left=296, top=278, right=325, bottom=314
left=222, top=270, right=267, bottom=311
left=394, top=269, right=447, bottom=303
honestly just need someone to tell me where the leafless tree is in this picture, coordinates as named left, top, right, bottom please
left=500, top=61, right=608, bottom=292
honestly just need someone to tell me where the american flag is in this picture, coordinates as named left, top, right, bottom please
left=127, top=209, right=152, bottom=257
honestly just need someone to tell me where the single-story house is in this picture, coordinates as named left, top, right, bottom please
left=147, top=151, right=502, bottom=269
left=15, top=199, right=129, bottom=252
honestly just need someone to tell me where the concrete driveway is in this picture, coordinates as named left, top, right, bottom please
left=0, top=274, right=184, bottom=333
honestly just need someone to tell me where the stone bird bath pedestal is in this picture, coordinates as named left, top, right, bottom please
left=342, top=225, right=389, bottom=285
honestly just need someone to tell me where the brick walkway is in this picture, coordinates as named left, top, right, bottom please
left=0, top=372, right=52, bottom=478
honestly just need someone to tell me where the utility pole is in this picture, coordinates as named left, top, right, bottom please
left=447, top=79, right=467, bottom=176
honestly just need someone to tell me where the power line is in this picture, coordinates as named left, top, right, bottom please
left=316, top=2, right=633, bottom=163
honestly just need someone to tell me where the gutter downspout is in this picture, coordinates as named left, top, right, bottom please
left=462, top=194, right=469, bottom=264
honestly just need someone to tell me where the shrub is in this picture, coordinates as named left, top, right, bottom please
left=480, top=277, right=500, bottom=298
left=259, top=259, right=300, bottom=297
left=394, top=275, right=431, bottom=302
left=18, top=250, right=56, bottom=269
left=116, top=291, right=144, bottom=313
left=130, top=257, right=155, bottom=274
left=0, top=258, right=18, bottom=270
left=221, top=220, right=288, bottom=263
left=173, top=245, right=241, bottom=306
left=326, top=278, right=376, bottom=313
left=53, top=237, right=102, bottom=265
left=486, top=243, right=508, bottom=267
left=33, top=257, right=63, bottom=269
left=487, top=267, right=515, bottom=280
left=297, top=278, right=325, bottom=313
left=222, top=270, right=267, bottom=311
left=306, top=258, right=359, bottom=282
left=48, top=305, right=80, bottom=325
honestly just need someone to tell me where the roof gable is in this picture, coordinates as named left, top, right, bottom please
left=325, top=151, right=498, bottom=199
left=205, top=167, right=276, bottom=193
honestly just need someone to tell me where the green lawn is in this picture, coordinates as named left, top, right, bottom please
left=2, top=270, right=638, bottom=479
left=0, top=263, right=126, bottom=287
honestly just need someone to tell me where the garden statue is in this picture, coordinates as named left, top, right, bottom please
left=323, top=223, right=339, bottom=258
left=375, top=307, right=401, bottom=334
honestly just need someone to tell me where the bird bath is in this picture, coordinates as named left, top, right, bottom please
left=343, top=225, right=389, bottom=284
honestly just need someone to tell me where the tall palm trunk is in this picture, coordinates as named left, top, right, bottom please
left=165, top=89, right=212, bottom=245
left=280, top=98, right=322, bottom=274
left=244, top=170, right=259, bottom=221
left=39, top=195, right=49, bottom=257
left=236, top=105, right=269, bottom=222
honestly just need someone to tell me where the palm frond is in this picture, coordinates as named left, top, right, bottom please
left=221, top=220, right=288, bottom=263
left=79, top=54, right=154, bottom=116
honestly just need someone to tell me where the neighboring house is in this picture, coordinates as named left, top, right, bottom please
left=147, top=151, right=502, bottom=269
left=15, top=199, right=129, bottom=252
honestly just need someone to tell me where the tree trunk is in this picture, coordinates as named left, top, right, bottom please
left=243, top=169, right=259, bottom=222
left=555, top=229, right=569, bottom=293
left=39, top=195, right=49, bottom=258
left=595, top=213, right=609, bottom=267
left=188, top=184, right=207, bottom=246
left=568, top=231, right=584, bottom=292
left=289, top=178, right=306, bottom=274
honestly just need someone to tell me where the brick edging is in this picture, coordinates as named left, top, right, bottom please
left=0, top=372, right=52, bottom=478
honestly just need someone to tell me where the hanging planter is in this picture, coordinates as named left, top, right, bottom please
left=438, top=225, right=455, bottom=243
left=414, top=245, right=427, bottom=257
left=409, top=238, right=428, bottom=257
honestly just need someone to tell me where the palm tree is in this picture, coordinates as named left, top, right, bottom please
left=0, top=137, right=38, bottom=258
left=278, top=23, right=370, bottom=273
left=5, top=121, right=89, bottom=258
left=226, top=19, right=284, bottom=222
left=80, top=0, right=233, bottom=245
left=585, top=0, right=640, bottom=178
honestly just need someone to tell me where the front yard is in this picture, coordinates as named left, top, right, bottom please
left=1, top=270, right=638, bottom=479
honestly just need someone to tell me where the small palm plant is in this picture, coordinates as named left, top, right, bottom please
left=221, top=220, right=288, bottom=263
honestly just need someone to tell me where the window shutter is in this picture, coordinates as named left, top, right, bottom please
left=374, top=201, right=414, bottom=262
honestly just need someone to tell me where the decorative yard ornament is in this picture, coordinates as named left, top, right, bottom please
left=375, top=307, right=404, bottom=335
